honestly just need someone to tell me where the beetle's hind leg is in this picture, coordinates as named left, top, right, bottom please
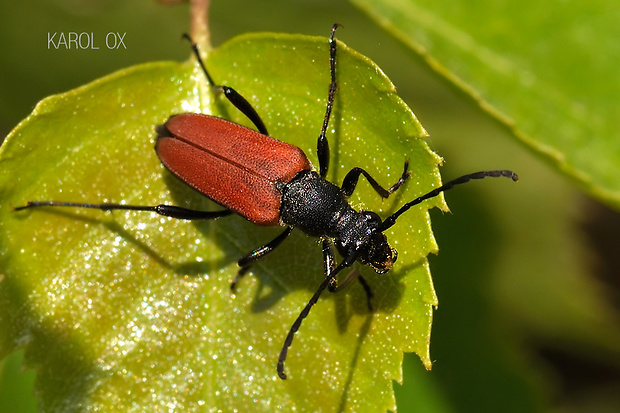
left=14, top=201, right=233, bottom=220
left=182, top=34, right=269, bottom=136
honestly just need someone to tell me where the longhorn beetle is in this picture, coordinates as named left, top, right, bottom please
left=16, top=24, right=518, bottom=379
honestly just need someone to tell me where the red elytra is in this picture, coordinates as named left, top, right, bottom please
left=157, top=113, right=312, bottom=225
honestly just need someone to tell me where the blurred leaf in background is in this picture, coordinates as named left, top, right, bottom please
left=353, top=0, right=620, bottom=207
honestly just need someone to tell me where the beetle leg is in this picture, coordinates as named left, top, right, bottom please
left=341, top=160, right=410, bottom=198
left=182, top=34, right=269, bottom=136
left=317, top=23, right=341, bottom=179
left=322, top=239, right=338, bottom=291
left=149, top=205, right=233, bottom=219
left=232, top=227, right=294, bottom=290
left=322, top=239, right=373, bottom=311
left=217, top=86, right=269, bottom=136
left=14, top=201, right=233, bottom=220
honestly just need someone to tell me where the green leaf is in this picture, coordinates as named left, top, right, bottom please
left=352, top=0, right=620, bottom=209
left=0, top=31, right=443, bottom=411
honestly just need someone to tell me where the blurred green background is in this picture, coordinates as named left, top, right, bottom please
left=1, top=0, right=619, bottom=411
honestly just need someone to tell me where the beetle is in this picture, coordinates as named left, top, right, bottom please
left=16, top=24, right=518, bottom=379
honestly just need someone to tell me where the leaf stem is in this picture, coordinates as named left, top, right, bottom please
left=190, top=0, right=211, bottom=50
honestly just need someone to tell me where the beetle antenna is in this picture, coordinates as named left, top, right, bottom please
left=277, top=275, right=332, bottom=380
left=379, top=170, right=518, bottom=231
left=277, top=252, right=355, bottom=379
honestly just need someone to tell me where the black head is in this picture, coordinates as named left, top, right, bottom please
left=358, top=229, right=397, bottom=274
left=335, top=210, right=397, bottom=274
